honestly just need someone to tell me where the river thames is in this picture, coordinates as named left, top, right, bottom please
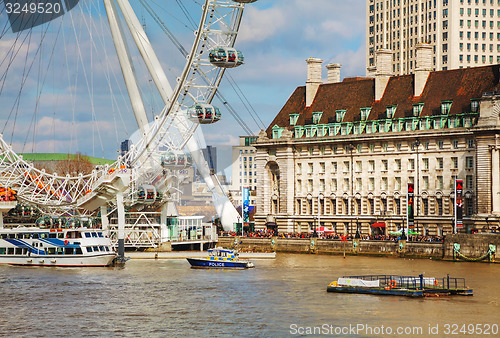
left=0, top=254, right=498, bottom=337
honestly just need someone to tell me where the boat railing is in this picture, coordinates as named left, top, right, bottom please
left=342, top=275, right=422, bottom=290
left=437, top=276, right=467, bottom=290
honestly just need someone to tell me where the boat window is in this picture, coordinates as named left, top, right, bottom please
left=40, top=233, right=47, bottom=239
left=57, top=247, right=63, bottom=255
left=93, top=246, right=99, bottom=252
left=49, top=233, right=56, bottom=238
left=8, top=234, right=15, bottom=239
left=85, top=233, right=91, bottom=238
left=15, top=248, right=22, bottom=255
left=64, top=248, right=74, bottom=255
left=0, top=234, right=6, bottom=239
left=33, top=233, right=39, bottom=239
left=87, top=247, right=93, bottom=253
left=0, top=248, right=5, bottom=254
left=7, top=248, right=14, bottom=255
left=105, top=247, right=110, bottom=252
left=99, top=246, right=105, bottom=252
left=47, top=248, right=56, bottom=255
left=91, top=232, right=97, bottom=238
left=16, top=234, right=22, bottom=239
left=75, top=248, right=83, bottom=255
left=98, top=232, right=103, bottom=238
left=58, top=233, right=64, bottom=239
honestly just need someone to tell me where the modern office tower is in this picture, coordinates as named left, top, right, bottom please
left=366, top=0, right=500, bottom=75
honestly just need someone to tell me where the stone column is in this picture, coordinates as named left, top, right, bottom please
left=100, top=205, right=109, bottom=232
left=492, top=147, right=500, bottom=214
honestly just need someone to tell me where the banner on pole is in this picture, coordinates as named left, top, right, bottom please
left=243, top=187, right=250, bottom=224
left=456, top=179, right=463, bottom=228
left=407, top=183, right=415, bottom=228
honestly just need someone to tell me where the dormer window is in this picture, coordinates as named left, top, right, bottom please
left=271, top=125, right=283, bottom=139
left=289, top=114, right=299, bottom=126
left=360, top=107, right=371, bottom=121
left=336, top=109, right=346, bottom=123
left=312, top=112, right=323, bottom=124
left=413, top=103, right=424, bottom=117
left=470, top=100, right=479, bottom=113
left=386, top=105, right=397, bottom=119
left=441, top=101, right=452, bottom=115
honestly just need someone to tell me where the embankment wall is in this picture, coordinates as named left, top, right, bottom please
left=218, top=234, right=500, bottom=262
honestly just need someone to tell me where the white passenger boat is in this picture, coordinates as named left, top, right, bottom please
left=0, top=226, right=117, bottom=267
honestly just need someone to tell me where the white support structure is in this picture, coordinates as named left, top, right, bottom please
left=103, top=0, right=150, bottom=135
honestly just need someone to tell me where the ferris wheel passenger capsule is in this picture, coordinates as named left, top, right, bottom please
left=209, top=47, right=244, bottom=68
left=188, top=104, right=222, bottom=124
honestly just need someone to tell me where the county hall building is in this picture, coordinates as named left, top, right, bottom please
left=253, top=46, right=500, bottom=236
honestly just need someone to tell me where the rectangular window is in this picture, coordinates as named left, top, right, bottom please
left=437, top=176, right=444, bottom=189
left=395, top=159, right=402, bottom=171
left=320, top=179, right=325, bottom=192
left=466, top=156, right=474, bottom=169
left=297, top=180, right=302, bottom=193
left=382, top=160, right=388, bottom=171
left=423, top=176, right=429, bottom=189
left=332, top=179, right=337, bottom=191
left=356, top=161, right=362, bottom=172
left=395, top=177, right=401, bottom=190
left=320, top=162, right=325, bottom=173
left=466, top=175, right=474, bottom=189
left=356, top=178, right=362, bottom=191
left=369, top=178, right=375, bottom=191
left=409, top=157, right=416, bottom=170
left=423, top=158, right=429, bottom=170
left=343, top=161, right=350, bottom=172
left=437, top=158, right=444, bottom=169
left=382, top=177, right=388, bottom=190
left=452, top=157, right=458, bottom=169
left=437, top=199, right=443, bottom=215
left=344, top=178, right=350, bottom=191
left=332, top=162, right=338, bottom=173
left=369, top=160, right=375, bottom=172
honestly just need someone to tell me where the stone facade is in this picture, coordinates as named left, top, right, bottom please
left=254, top=61, right=500, bottom=236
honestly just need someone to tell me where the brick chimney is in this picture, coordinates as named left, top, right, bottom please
left=375, top=49, right=392, bottom=101
left=306, top=57, right=323, bottom=107
left=326, top=63, right=341, bottom=84
left=414, top=43, right=433, bottom=97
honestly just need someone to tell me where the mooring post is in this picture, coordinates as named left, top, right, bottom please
left=117, top=191, right=125, bottom=261
left=419, top=274, right=424, bottom=290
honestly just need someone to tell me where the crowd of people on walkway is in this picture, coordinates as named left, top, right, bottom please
left=220, top=230, right=446, bottom=242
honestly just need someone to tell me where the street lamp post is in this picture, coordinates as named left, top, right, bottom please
left=413, top=139, right=420, bottom=234
left=349, top=144, right=355, bottom=237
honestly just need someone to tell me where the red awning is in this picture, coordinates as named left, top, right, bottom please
left=371, top=223, right=386, bottom=227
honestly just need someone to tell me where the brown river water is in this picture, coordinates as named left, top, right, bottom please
left=0, top=254, right=498, bottom=337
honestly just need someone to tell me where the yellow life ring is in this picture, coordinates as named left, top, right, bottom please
left=389, top=280, right=397, bottom=288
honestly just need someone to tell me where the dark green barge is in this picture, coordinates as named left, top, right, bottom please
left=327, top=274, right=473, bottom=298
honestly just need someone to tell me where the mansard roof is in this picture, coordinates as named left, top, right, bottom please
left=266, top=64, right=500, bottom=136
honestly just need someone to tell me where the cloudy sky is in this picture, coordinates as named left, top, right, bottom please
left=0, top=0, right=366, bottom=175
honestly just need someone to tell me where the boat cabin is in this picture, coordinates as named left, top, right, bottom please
left=209, top=47, right=244, bottom=68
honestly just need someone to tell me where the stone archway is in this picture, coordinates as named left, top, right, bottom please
left=266, top=161, right=280, bottom=214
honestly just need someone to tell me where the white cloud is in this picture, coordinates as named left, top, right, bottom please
left=238, top=6, right=287, bottom=43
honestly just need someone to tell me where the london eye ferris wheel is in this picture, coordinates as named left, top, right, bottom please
left=0, top=0, right=258, bottom=230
